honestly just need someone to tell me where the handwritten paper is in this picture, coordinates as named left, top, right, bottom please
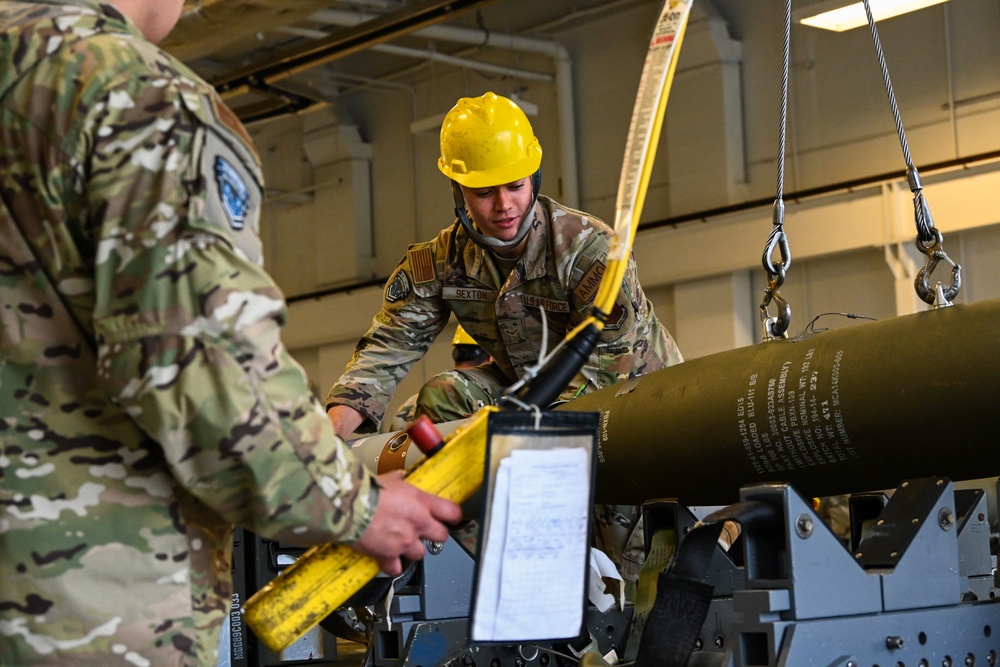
left=472, top=447, right=590, bottom=641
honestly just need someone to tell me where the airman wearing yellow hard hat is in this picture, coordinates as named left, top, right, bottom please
left=327, top=92, right=683, bottom=584
left=437, top=92, right=543, bottom=256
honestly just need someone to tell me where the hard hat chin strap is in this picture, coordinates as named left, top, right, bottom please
left=451, top=170, right=542, bottom=254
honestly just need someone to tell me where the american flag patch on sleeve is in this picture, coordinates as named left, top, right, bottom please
left=408, top=246, right=436, bottom=284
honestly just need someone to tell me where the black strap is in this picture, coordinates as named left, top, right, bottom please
left=625, top=525, right=677, bottom=662
left=634, top=501, right=781, bottom=667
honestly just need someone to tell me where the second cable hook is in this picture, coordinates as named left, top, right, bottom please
left=760, top=201, right=792, bottom=340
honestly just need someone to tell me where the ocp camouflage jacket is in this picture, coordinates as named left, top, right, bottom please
left=0, top=2, right=376, bottom=664
left=327, top=195, right=682, bottom=432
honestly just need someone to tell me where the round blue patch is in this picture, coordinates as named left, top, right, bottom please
left=215, top=156, right=250, bottom=230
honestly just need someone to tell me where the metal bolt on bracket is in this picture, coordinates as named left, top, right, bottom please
left=939, top=507, right=956, bottom=531
left=795, top=514, right=814, bottom=539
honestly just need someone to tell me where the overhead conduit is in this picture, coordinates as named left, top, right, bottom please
left=311, top=8, right=580, bottom=207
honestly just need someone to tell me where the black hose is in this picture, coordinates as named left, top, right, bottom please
left=508, top=323, right=603, bottom=409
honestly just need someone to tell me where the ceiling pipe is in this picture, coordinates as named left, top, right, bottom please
left=372, top=43, right=555, bottom=83
left=312, top=8, right=580, bottom=207
left=274, top=28, right=554, bottom=83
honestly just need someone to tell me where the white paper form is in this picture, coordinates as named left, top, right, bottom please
left=471, top=458, right=511, bottom=640
left=473, top=447, right=590, bottom=642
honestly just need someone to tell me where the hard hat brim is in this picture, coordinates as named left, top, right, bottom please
left=438, top=141, right=542, bottom=188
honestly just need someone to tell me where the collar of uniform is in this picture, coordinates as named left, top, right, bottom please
left=43, top=0, right=143, bottom=40
left=517, top=197, right=551, bottom=281
left=457, top=197, right=551, bottom=280
left=458, top=221, right=486, bottom=276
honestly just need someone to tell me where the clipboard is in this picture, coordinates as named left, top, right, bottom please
left=468, top=410, right=599, bottom=644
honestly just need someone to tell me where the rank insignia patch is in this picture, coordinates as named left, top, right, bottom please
left=498, top=319, right=526, bottom=343
left=385, top=269, right=412, bottom=302
left=215, top=156, right=250, bottom=230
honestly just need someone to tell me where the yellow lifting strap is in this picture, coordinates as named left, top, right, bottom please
left=563, top=0, right=692, bottom=346
left=242, top=0, right=694, bottom=652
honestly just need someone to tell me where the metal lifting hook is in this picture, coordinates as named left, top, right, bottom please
left=760, top=212, right=792, bottom=339
left=761, top=208, right=792, bottom=278
left=760, top=264, right=791, bottom=340
left=914, top=229, right=962, bottom=307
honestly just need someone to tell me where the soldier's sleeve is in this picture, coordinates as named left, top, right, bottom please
left=86, top=73, right=376, bottom=545
left=326, top=242, right=451, bottom=433
left=388, top=393, right=419, bottom=433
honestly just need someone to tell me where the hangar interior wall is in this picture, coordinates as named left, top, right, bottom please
left=245, top=0, right=1000, bottom=424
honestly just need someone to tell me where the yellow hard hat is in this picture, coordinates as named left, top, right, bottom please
left=437, top=92, right=543, bottom=188
left=452, top=325, right=477, bottom=347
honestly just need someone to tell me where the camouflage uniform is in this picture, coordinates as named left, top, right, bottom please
left=327, top=196, right=682, bottom=583
left=0, top=2, right=376, bottom=665
left=386, top=370, right=495, bottom=433
left=327, top=195, right=681, bottom=431
left=388, top=394, right=421, bottom=432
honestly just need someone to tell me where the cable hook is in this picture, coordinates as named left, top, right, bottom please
left=760, top=199, right=792, bottom=339
left=759, top=264, right=791, bottom=340
left=759, top=0, right=793, bottom=342
left=859, top=1, right=962, bottom=306
left=761, top=217, right=791, bottom=277
left=914, top=228, right=962, bottom=307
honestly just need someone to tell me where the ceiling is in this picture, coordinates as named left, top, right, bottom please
left=164, top=0, right=660, bottom=123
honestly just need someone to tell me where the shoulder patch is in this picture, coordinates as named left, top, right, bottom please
left=200, top=130, right=263, bottom=265
left=214, top=156, right=250, bottom=231
left=179, top=84, right=261, bottom=173
left=604, top=300, right=627, bottom=331
left=385, top=268, right=412, bottom=303
left=408, top=246, right=436, bottom=284
left=603, top=295, right=637, bottom=333
left=210, top=94, right=258, bottom=163
left=575, top=260, right=606, bottom=305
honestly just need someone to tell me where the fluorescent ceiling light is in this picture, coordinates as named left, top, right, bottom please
left=794, top=0, right=950, bottom=32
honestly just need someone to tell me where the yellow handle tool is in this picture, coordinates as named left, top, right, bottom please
left=242, top=409, right=493, bottom=652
